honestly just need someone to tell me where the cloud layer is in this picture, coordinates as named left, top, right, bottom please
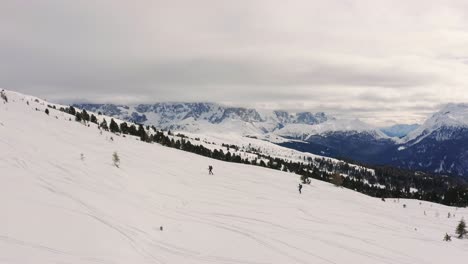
left=2, top=0, right=468, bottom=125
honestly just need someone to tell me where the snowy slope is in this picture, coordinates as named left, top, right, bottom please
left=1, top=90, right=468, bottom=264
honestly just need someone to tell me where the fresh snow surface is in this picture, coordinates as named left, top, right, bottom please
left=1, top=90, right=468, bottom=264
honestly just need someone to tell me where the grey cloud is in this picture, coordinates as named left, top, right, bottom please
left=2, top=0, right=468, bottom=125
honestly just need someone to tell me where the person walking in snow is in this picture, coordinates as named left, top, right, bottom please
left=298, top=183, right=303, bottom=194
left=208, top=165, right=214, bottom=175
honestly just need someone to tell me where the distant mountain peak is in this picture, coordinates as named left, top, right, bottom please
left=403, top=103, right=468, bottom=144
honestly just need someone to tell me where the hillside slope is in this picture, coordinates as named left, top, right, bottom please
left=1, top=91, right=468, bottom=263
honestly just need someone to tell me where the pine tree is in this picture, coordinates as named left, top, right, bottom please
left=456, top=218, right=467, bottom=238
left=138, top=124, right=148, bottom=142
left=68, top=106, right=76, bottom=115
left=174, top=140, right=181, bottom=149
left=120, top=122, right=129, bottom=134
left=112, top=152, right=120, bottom=168
left=90, top=114, right=98, bottom=124
left=82, top=109, right=90, bottom=121
left=75, top=112, right=82, bottom=122
left=45, top=108, right=49, bottom=115
left=109, top=119, right=120, bottom=133
left=100, top=119, right=108, bottom=131
left=0, top=90, right=8, bottom=103
left=128, top=124, right=138, bottom=136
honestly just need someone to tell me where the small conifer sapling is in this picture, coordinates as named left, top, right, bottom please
left=444, top=233, right=451, bottom=241
left=112, top=152, right=120, bottom=168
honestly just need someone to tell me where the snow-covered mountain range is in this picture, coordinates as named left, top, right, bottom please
left=281, top=104, right=468, bottom=177
left=73, top=102, right=390, bottom=139
left=75, top=102, right=468, bottom=177
left=74, top=103, right=333, bottom=136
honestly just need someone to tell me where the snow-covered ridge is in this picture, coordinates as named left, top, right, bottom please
left=402, top=103, right=468, bottom=144
left=1, top=89, right=68, bottom=110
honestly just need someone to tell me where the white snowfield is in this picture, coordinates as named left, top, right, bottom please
left=1, top=91, right=467, bottom=264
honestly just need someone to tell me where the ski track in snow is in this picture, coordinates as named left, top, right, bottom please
left=1, top=90, right=468, bottom=263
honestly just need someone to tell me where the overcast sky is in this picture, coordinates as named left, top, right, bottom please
left=2, top=0, right=468, bottom=126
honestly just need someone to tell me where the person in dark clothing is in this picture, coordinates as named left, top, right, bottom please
left=298, top=184, right=303, bottom=194
left=208, top=165, right=214, bottom=175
